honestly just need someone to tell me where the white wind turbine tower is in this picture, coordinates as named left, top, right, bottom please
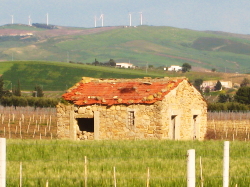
left=46, top=13, right=49, bottom=26
left=99, top=14, right=104, bottom=27
left=129, top=13, right=132, bottom=26
left=28, top=15, right=32, bottom=26
left=94, top=16, right=96, bottom=27
left=11, top=15, right=14, bottom=24
left=139, top=12, right=143, bottom=25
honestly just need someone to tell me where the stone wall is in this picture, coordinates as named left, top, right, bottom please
left=160, top=80, right=207, bottom=140
left=56, top=103, right=73, bottom=139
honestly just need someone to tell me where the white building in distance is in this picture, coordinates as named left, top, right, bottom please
left=116, top=62, right=135, bottom=68
left=164, top=65, right=182, bottom=72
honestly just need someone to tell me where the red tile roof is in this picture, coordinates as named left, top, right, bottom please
left=62, top=77, right=186, bottom=106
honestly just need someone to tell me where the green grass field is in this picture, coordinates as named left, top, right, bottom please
left=6, top=139, right=250, bottom=186
left=0, top=24, right=46, bottom=31
left=0, top=60, right=223, bottom=91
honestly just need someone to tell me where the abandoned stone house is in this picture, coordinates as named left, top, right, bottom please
left=57, top=77, right=207, bottom=140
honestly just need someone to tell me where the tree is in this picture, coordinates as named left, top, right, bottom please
left=92, top=58, right=99, bottom=66
left=0, top=77, right=4, bottom=98
left=234, top=87, right=250, bottom=104
left=33, top=85, right=44, bottom=97
left=148, top=65, right=154, bottom=68
left=193, top=79, right=203, bottom=92
left=108, top=59, right=116, bottom=66
left=0, top=77, right=11, bottom=99
left=204, top=87, right=210, bottom=94
left=214, top=80, right=222, bottom=91
left=211, top=68, right=216, bottom=72
left=13, top=79, right=21, bottom=96
left=218, top=94, right=232, bottom=103
left=240, top=78, right=250, bottom=87
left=182, top=63, right=191, bottom=72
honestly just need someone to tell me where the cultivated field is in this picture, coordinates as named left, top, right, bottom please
left=0, top=106, right=57, bottom=139
left=6, top=139, right=250, bottom=186
left=207, top=111, right=250, bottom=141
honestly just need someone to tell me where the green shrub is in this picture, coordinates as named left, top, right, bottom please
left=0, top=96, right=59, bottom=108
left=208, top=102, right=250, bottom=111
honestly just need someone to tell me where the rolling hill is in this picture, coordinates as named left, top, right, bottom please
left=1, top=24, right=250, bottom=73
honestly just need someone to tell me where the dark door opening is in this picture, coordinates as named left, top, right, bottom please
left=171, top=115, right=177, bottom=140
left=77, top=118, right=94, bottom=132
left=193, top=115, right=198, bottom=140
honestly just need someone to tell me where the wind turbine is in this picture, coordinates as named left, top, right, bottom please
left=99, top=14, right=104, bottom=27
left=94, top=16, right=97, bottom=27
left=28, top=15, right=32, bottom=26
left=129, top=13, right=132, bottom=26
left=46, top=13, right=49, bottom=26
left=11, top=15, right=14, bottom=24
left=139, top=12, right=143, bottom=25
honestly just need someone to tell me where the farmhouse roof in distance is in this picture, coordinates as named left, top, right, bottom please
left=62, top=77, right=188, bottom=106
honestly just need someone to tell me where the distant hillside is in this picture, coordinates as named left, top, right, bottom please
left=1, top=24, right=250, bottom=73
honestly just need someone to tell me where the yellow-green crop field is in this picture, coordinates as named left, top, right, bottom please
left=6, top=139, right=250, bottom=186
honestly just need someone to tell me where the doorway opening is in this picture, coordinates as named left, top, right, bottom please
left=193, top=115, right=198, bottom=140
left=171, top=115, right=177, bottom=140
left=77, top=118, right=94, bottom=132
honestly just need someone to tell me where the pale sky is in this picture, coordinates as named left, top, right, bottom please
left=1, top=0, right=250, bottom=34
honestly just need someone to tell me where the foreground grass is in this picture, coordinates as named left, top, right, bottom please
left=6, top=139, right=250, bottom=186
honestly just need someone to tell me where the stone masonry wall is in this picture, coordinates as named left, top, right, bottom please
left=57, top=103, right=74, bottom=139
left=160, top=80, right=207, bottom=140
left=72, top=103, right=163, bottom=140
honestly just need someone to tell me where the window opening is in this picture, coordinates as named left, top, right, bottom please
left=128, top=111, right=135, bottom=128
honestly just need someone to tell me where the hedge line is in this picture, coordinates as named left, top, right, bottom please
left=208, top=102, right=249, bottom=112
left=0, top=96, right=59, bottom=108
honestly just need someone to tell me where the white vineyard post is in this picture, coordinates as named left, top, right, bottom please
left=187, top=149, right=195, bottom=187
left=20, top=162, right=22, bottom=187
left=84, top=156, right=87, bottom=187
left=0, top=138, right=6, bottom=187
left=223, top=141, right=230, bottom=187
left=146, top=167, right=150, bottom=187
left=113, top=166, right=116, bottom=187
left=200, top=156, right=203, bottom=187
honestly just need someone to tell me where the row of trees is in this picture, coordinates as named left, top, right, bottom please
left=0, top=77, right=57, bottom=108
left=92, top=58, right=116, bottom=66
